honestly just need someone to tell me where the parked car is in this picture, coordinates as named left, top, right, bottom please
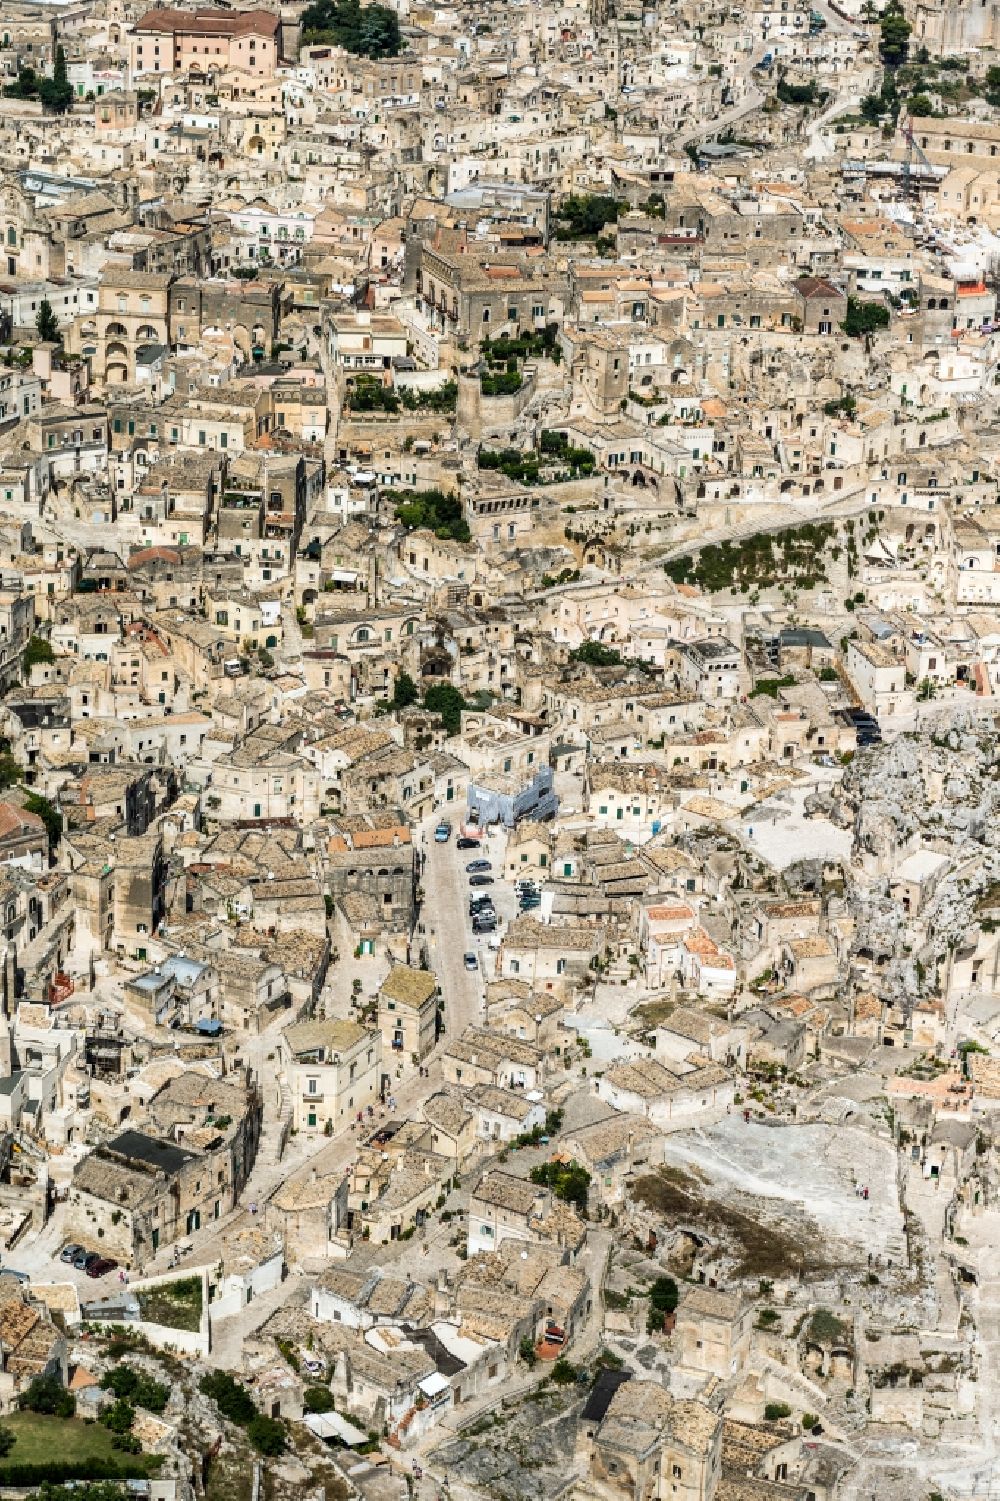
left=87, top=1257, right=118, bottom=1279
left=434, top=822, right=452, bottom=843
left=60, top=1243, right=83, bottom=1264
left=466, top=859, right=492, bottom=873
left=469, top=874, right=494, bottom=887
left=457, top=837, right=479, bottom=849
left=463, top=952, right=479, bottom=971
left=473, top=919, right=496, bottom=934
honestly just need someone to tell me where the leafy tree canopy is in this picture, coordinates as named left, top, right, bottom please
left=843, top=296, right=890, bottom=338
left=394, top=488, right=469, bottom=542
left=301, top=0, right=401, bottom=57
left=423, top=682, right=466, bottom=736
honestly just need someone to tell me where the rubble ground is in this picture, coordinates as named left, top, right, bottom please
left=431, top=1384, right=582, bottom=1501
left=638, top=1117, right=904, bottom=1276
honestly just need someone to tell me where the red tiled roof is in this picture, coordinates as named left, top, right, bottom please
left=135, top=7, right=279, bottom=37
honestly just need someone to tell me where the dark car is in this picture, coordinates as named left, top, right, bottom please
left=473, top=918, right=496, bottom=934
left=466, top=859, right=492, bottom=873
left=87, top=1257, right=118, bottom=1279
left=457, top=837, right=479, bottom=850
left=469, top=874, right=494, bottom=887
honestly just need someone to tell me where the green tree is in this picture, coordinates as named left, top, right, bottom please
left=0, top=752, right=22, bottom=791
left=554, top=194, right=624, bottom=240
left=879, top=0, right=911, bottom=65
left=101, top=1400, right=136, bottom=1435
left=907, top=92, right=934, bottom=115
left=776, top=76, right=817, bottom=105
left=529, top=1160, right=591, bottom=1212
left=423, top=682, right=466, bottom=736
left=394, top=488, right=470, bottom=542
left=646, top=1275, right=679, bottom=1333
left=390, top=670, right=419, bottom=710
left=39, top=44, right=73, bottom=114
left=19, top=1375, right=75, bottom=1418
left=23, top=792, right=60, bottom=850
left=35, top=301, right=60, bottom=345
left=843, top=297, right=890, bottom=338
left=518, top=1334, right=537, bottom=1367
left=24, top=635, right=55, bottom=671
left=4, top=67, right=40, bottom=101
left=300, top=0, right=401, bottom=56
left=568, top=640, right=623, bottom=668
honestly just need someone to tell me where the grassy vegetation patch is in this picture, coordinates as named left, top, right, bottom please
left=136, top=1275, right=203, bottom=1332
left=0, top=1413, right=161, bottom=1476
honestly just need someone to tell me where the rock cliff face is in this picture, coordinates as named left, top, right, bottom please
left=834, top=720, right=1000, bottom=1014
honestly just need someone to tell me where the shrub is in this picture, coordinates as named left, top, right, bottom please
left=198, top=1372, right=256, bottom=1427
left=303, top=1387, right=335, bottom=1414
left=247, top=1415, right=285, bottom=1456
left=0, top=1462, right=155, bottom=1484
left=569, top=641, right=622, bottom=668
left=24, top=636, right=55, bottom=671
left=764, top=1403, right=792, bottom=1421
left=101, top=1366, right=168, bottom=1414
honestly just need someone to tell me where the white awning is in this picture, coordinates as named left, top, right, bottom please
left=304, top=1412, right=368, bottom=1446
